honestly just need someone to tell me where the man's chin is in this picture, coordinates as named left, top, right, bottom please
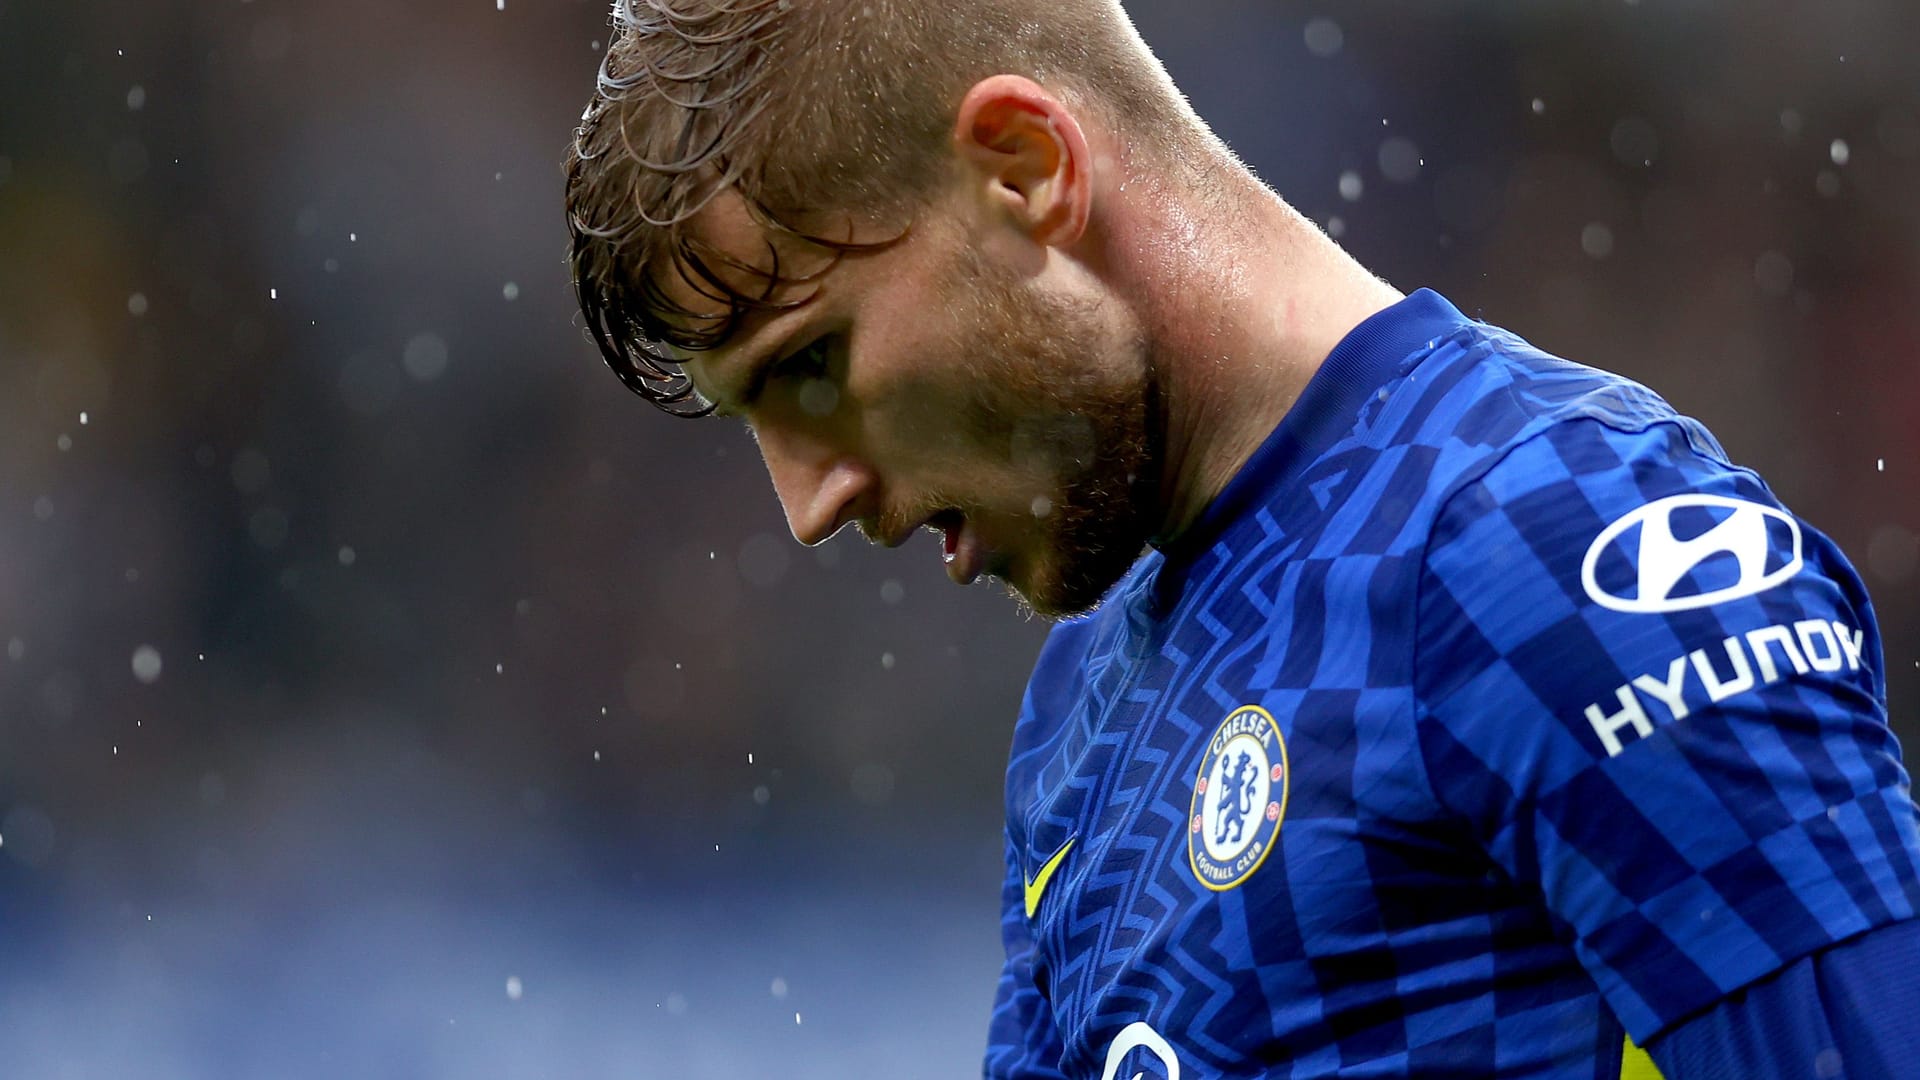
left=999, top=551, right=1132, bottom=623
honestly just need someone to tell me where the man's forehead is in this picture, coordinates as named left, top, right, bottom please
left=654, top=190, right=841, bottom=403
left=655, top=189, right=839, bottom=323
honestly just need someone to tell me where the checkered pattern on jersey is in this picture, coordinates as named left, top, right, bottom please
left=984, top=291, right=1920, bottom=1079
left=1416, top=415, right=1919, bottom=1039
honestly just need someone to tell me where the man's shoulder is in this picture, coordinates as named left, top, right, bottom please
left=1384, top=320, right=1701, bottom=478
left=1315, top=319, right=1730, bottom=551
left=1205, top=314, right=1757, bottom=641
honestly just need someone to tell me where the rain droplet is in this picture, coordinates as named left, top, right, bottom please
left=506, top=976, right=523, bottom=1000
left=1580, top=222, right=1615, bottom=259
left=1337, top=170, right=1364, bottom=201
left=1754, top=251, right=1794, bottom=297
left=850, top=762, right=896, bottom=805
left=738, top=532, right=792, bottom=587
left=502, top=282, right=519, bottom=301
left=1830, top=138, right=1850, bottom=165
left=402, top=332, right=450, bottom=382
left=131, top=645, right=163, bottom=684
left=797, top=378, right=838, bottom=417
left=1377, top=137, right=1421, bottom=183
left=231, top=448, right=271, bottom=494
left=1302, top=17, right=1342, bottom=57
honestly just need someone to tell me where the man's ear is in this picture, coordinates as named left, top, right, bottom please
left=952, top=74, right=1092, bottom=249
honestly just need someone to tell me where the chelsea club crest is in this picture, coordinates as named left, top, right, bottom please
left=1188, top=705, right=1289, bottom=891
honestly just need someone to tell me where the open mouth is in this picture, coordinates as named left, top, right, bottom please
left=925, top=509, right=990, bottom=584
left=923, top=509, right=965, bottom=562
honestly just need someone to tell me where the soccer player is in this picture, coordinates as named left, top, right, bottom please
left=563, top=1, right=1920, bottom=1075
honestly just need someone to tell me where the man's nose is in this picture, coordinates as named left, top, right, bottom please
left=758, top=426, right=877, bottom=547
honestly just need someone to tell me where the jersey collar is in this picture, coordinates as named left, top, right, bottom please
left=1151, top=287, right=1473, bottom=571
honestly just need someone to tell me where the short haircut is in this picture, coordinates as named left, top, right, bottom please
left=564, top=0, right=1210, bottom=415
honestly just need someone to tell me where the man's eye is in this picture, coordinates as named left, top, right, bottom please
left=780, top=338, right=834, bottom=380
left=785, top=338, right=842, bottom=418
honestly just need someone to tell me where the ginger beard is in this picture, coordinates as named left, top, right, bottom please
left=865, top=242, right=1163, bottom=621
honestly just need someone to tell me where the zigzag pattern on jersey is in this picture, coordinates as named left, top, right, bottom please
left=1001, top=318, right=1715, bottom=1077
left=990, top=290, right=1914, bottom=1078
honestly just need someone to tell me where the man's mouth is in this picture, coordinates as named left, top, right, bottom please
left=920, top=509, right=984, bottom=584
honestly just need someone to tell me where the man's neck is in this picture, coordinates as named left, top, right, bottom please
left=1127, top=184, right=1403, bottom=547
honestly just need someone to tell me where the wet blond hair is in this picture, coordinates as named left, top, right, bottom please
left=564, top=0, right=1210, bottom=415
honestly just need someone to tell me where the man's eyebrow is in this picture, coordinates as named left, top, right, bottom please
left=710, top=325, right=817, bottom=417
left=696, top=348, right=767, bottom=420
left=665, top=342, right=753, bottom=419
left=732, top=344, right=782, bottom=413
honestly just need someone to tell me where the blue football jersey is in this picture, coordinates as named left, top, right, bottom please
left=983, top=290, right=1920, bottom=1079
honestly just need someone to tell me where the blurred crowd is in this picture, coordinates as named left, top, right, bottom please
left=0, top=1, right=1914, bottom=1075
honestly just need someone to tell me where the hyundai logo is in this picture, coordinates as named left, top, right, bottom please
left=1581, top=494, right=1802, bottom=614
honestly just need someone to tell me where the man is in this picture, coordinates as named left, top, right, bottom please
left=564, top=1, right=1920, bottom=1076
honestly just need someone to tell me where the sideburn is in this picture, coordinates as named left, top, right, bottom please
left=943, top=246, right=1163, bottom=618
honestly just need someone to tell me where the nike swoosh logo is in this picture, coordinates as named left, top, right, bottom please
left=1023, top=835, right=1077, bottom=919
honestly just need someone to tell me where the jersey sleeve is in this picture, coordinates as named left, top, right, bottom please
left=1648, top=915, right=1920, bottom=1079
left=1412, top=415, right=1920, bottom=1042
left=983, top=831, right=1069, bottom=1080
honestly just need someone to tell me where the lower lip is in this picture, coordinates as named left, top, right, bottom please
left=945, top=521, right=987, bottom=585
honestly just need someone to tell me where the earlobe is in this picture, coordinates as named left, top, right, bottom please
left=953, top=75, right=1092, bottom=248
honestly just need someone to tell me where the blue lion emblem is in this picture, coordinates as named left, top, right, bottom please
left=1214, top=750, right=1259, bottom=846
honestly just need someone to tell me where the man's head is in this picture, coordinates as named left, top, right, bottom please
left=565, top=0, right=1226, bottom=618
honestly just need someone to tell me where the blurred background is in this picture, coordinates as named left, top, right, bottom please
left=1, top=0, right=1915, bottom=1075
